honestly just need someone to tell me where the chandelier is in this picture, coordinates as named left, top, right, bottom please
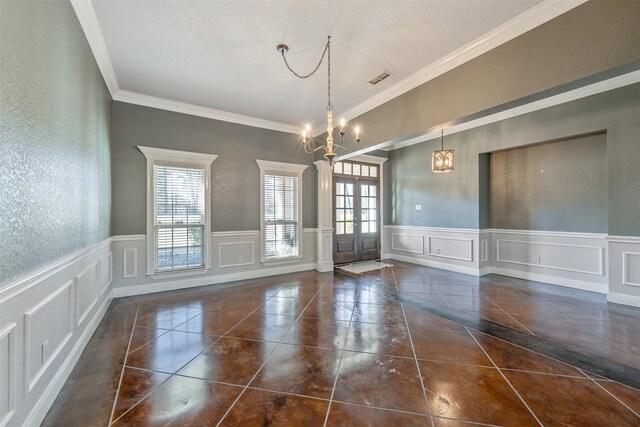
left=277, top=36, right=360, bottom=165
left=432, top=130, right=454, bottom=173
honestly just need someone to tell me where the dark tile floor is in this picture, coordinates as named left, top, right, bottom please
left=42, top=261, right=640, bottom=426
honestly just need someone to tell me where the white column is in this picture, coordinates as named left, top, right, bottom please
left=314, top=160, right=334, bottom=272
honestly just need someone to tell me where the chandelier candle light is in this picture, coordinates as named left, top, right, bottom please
left=432, top=129, right=454, bottom=173
left=277, top=36, right=360, bottom=165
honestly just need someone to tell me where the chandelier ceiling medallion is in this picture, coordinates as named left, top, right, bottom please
left=432, top=129, right=454, bottom=173
left=277, top=36, right=360, bottom=165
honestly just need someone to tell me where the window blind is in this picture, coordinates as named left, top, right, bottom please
left=154, top=165, right=205, bottom=271
left=264, top=174, right=299, bottom=259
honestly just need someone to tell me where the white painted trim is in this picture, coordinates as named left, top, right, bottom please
left=428, top=236, right=474, bottom=262
left=607, top=292, right=640, bottom=308
left=112, top=263, right=317, bottom=298
left=22, top=293, right=113, bottom=427
left=147, top=268, right=210, bottom=281
left=75, top=262, right=100, bottom=327
left=138, top=146, right=218, bottom=165
left=256, top=159, right=309, bottom=174
left=348, top=154, right=389, bottom=166
left=23, top=280, right=75, bottom=395
left=337, top=0, right=588, bottom=130
left=122, top=248, right=137, bottom=279
left=0, top=239, right=111, bottom=304
left=212, top=230, right=259, bottom=237
left=0, top=323, right=16, bottom=427
left=139, top=148, right=218, bottom=276
left=257, top=160, right=307, bottom=263
left=486, top=228, right=608, bottom=240
left=115, top=90, right=299, bottom=134
left=496, top=239, right=605, bottom=276
left=110, top=234, right=145, bottom=242
left=382, top=253, right=480, bottom=276
left=218, top=241, right=255, bottom=268
left=391, top=233, right=425, bottom=254
left=489, top=266, right=608, bottom=294
left=384, top=225, right=480, bottom=235
left=622, top=252, right=640, bottom=287
left=608, top=235, right=640, bottom=243
left=303, top=228, right=319, bottom=233
left=481, top=239, right=489, bottom=262
left=69, top=0, right=119, bottom=97
left=385, top=69, right=640, bottom=152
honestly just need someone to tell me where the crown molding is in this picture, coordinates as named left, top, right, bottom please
left=73, top=0, right=585, bottom=136
left=115, top=90, right=300, bottom=134
left=382, top=67, right=640, bottom=152
left=256, top=159, right=308, bottom=175
left=70, top=0, right=119, bottom=97
left=138, top=146, right=218, bottom=165
left=334, top=0, right=588, bottom=129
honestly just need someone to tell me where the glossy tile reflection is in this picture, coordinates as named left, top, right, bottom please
left=43, top=263, right=640, bottom=426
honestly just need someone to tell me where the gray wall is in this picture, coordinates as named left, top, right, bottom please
left=353, top=0, right=640, bottom=152
left=386, top=83, right=640, bottom=236
left=0, top=0, right=112, bottom=286
left=490, top=133, right=608, bottom=232
left=111, top=102, right=317, bottom=234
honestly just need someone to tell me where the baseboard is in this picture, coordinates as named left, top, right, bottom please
left=112, top=263, right=317, bottom=297
left=607, top=292, right=640, bottom=307
left=315, top=260, right=334, bottom=273
left=488, top=266, right=608, bottom=294
left=22, top=290, right=113, bottom=427
left=382, top=253, right=480, bottom=276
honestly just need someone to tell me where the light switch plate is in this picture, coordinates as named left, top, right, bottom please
left=415, top=204, right=423, bottom=211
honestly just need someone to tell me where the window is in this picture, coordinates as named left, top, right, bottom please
left=139, top=146, right=217, bottom=276
left=154, top=165, right=205, bottom=271
left=257, top=160, right=308, bottom=262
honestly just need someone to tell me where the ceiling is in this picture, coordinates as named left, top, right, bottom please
left=86, top=0, right=562, bottom=133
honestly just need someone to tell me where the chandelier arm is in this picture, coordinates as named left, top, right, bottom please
left=280, top=39, right=330, bottom=80
left=302, top=144, right=327, bottom=154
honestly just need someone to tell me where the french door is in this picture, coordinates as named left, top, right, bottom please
left=333, top=175, right=380, bottom=264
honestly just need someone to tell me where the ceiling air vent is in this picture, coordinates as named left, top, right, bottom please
left=368, top=71, right=391, bottom=85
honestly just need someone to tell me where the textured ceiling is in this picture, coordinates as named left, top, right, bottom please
left=92, top=0, right=543, bottom=129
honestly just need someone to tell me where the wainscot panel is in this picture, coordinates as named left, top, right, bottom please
left=608, top=236, right=640, bottom=307
left=0, top=239, right=113, bottom=427
left=111, top=229, right=318, bottom=297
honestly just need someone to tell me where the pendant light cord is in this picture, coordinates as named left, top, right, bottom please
left=280, top=36, right=332, bottom=109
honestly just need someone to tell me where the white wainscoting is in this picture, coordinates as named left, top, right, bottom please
left=0, top=239, right=113, bottom=427
left=382, top=226, right=616, bottom=295
left=111, top=229, right=318, bottom=297
left=0, top=323, right=16, bottom=427
left=383, top=226, right=480, bottom=275
left=489, top=229, right=608, bottom=294
left=607, top=236, right=640, bottom=307
left=429, top=236, right=473, bottom=262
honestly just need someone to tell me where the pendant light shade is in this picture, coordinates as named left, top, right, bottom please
left=432, top=130, right=454, bottom=173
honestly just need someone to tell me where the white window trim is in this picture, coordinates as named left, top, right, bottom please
left=257, top=159, right=308, bottom=264
left=138, top=146, right=218, bottom=277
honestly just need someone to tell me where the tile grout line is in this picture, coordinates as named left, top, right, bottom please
left=108, top=303, right=140, bottom=426
left=482, top=295, right=535, bottom=335
left=216, top=276, right=332, bottom=426
left=467, top=327, right=544, bottom=427
left=112, top=288, right=281, bottom=423
left=393, top=267, right=436, bottom=427
left=322, top=276, right=362, bottom=427
left=576, top=367, right=640, bottom=417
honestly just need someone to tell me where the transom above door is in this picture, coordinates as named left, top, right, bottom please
left=333, top=161, right=380, bottom=265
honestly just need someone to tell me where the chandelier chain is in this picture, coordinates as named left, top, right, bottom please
left=279, top=37, right=332, bottom=107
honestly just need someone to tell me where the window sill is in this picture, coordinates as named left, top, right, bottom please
left=261, top=256, right=303, bottom=266
left=148, top=267, right=209, bottom=280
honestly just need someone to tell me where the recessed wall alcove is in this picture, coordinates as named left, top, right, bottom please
left=479, top=131, right=608, bottom=233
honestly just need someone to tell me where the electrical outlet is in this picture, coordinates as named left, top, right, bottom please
left=237, top=255, right=243, bottom=264
left=415, top=204, right=423, bottom=211
left=534, top=256, right=541, bottom=264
